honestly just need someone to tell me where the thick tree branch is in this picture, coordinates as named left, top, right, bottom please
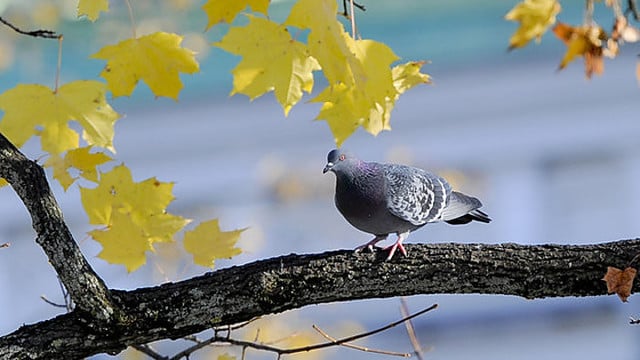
left=1, top=239, right=639, bottom=359
left=0, top=133, right=118, bottom=322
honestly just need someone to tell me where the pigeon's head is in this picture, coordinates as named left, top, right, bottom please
left=323, top=149, right=357, bottom=174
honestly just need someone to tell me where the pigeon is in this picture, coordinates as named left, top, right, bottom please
left=323, top=149, right=490, bottom=260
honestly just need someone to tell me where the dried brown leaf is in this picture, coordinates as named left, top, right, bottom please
left=603, top=266, right=637, bottom=302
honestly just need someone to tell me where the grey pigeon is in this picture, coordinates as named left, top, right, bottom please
left=323, top=149, right=490, bottom=260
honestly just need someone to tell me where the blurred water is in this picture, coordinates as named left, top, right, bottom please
left=1, top=1, right=640, bottom=359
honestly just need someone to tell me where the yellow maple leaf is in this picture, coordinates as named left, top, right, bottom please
left=77, top=0, right=109, bottom=22
left=90, top=211, right=154, bottom=272
left=215, top=15, right=320, bottom=115
left=392, top=61, right=431, bottom=94
left=310, top=37, right=407, bottom=146
left=202, top=0, right=269, bottom=29
left=92, top=32, right=199, bottom=99
left=45, top=146, right=112, bottom=190
left=0, top=81, right=119, bottom=155
left=285, top=0, right=363, bottom=85
left=183, top=219, right=244, bottom=268
left=505, top=0, right=561, bottom=50
left=82, top=164, right=190, bottom=270
left=80, top=164, right=190, bottom=238
left=45, top=154, right=75, bottom=191
left=285, top=0, right=428, bottom=146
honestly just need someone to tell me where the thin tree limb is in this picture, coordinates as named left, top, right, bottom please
left=312, top=324, right=410, bottom=357
left=0, top=16, right=59, bottom=39
left=0, top=133, right=118, bottom=322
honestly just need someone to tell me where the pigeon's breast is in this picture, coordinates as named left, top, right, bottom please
left=335, top=174, right=417, bottom=235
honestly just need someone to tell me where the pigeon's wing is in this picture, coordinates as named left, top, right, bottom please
left=384, top=164, right=452, bottom=225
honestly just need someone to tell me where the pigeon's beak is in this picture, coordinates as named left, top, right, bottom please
left=323, top=162, right=334, bottom=174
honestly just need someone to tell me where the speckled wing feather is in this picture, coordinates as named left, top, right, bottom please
left=384, top=164, right=452, bottom=225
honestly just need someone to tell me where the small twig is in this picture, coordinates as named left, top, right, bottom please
left=312, top=324, right=409, bottom=357
left=400, top=298, right=426, bottom=360
left=627, top=252, right=640, bottom=268
left=132, top=344, right=166, bottom=360
left=56, top=277, right=73, bottom=312
left=349, top=0, right=357, bottom=38
left=627, top=0, right=640, bottom=21
left=585, top=0, right=595, bottom=25
left=0, top=16, right=60, bottom=39
left=0, top=242, right=9, bottom=249
left=164, top=305, right=438, bottom=360
left=54, top=36, right=63, bottom=92
left=39, top=295, right=67, bottom=309
left=340, top=0, right=366, bottom=18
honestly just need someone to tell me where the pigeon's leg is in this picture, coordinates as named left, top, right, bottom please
left=354, top=235, right=388, bottom=253
left=383, top=231, right=409, bottom=260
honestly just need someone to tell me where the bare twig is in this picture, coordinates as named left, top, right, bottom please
left=312, top=324, right=409, bottom=357
left=159, top=305, right=438, bottom=360
left=124, top=0, right=137, bottom=38
left=400, top=298, right=427, bottom=360
left=585, top=0, right=595, bottom=25
left=0, top=16, right=59, bottom=39
left=0, top=242, right=9, bottom=248
left=39, top=295, right=67, bottom=309
left=132, top=344, right=166, bottom=360
left=628, top=0, right=640, bottom=21
left=349, top=0, right=357, bottom=38
left=41, top=278, right=74, bottom=311
left=340, top=0, right=366, bottom=18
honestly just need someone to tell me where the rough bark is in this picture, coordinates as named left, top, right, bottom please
left=1, top=132, right=639, bottom=359
left=2, top=241, right=640, bottom=359
left=0, top=134, right=119, bottom=323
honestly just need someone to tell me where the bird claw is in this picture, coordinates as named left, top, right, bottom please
left=354, top=244, right=379, bottom=253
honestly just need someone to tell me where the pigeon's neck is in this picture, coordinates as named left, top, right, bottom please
left=336, top=160, right=381, bottom=190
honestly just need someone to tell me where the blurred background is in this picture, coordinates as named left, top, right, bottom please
left=1, top=0, right=640, bottom=359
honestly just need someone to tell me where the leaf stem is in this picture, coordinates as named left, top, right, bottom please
left=55, top=35, right=63, bottom=92
left=125, top=0, right=137, bottom=38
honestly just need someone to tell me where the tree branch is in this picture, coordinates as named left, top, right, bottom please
left=2, top=239, right=639, bottom=359
left=0, top=16, right=60, bottom=39
left=0, top=133, right=118, bottom=322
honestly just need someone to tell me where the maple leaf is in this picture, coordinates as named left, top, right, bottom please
left=215, top=15, right=320, bottom=116
left=603, top=266, right=637, bottom=302
left=90, top=211, right=154, bottom=272
left=285, top=0, right=364, bottom=85
left=285, top=0, right=428, bottom=146
left=392, top=61, right=431, bottom=94
left=77, top=0, right=109, bottom=22
left=45, top=146, right=112, bottom=190
left=183, top=219, right=244, bottom=268
left=92, top=32, right=199, bottom=99
left=505, top=0, right=561, bottom=50
left=0, top=81, right=119, bottom=154
left=553, top=22, right=606, bottom=78
left=202, top=0, right=269, bottom=29
left=81, top=164, right=190, bottom=270
left=310, top=37, right=404, bottom=146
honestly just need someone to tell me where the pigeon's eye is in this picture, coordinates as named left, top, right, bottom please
left=339, top=154, right=346, bottom=161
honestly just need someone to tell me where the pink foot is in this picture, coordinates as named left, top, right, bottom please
left=383, top=232, right=410, bottom=260
left=354, top=235, right=387, bottom=253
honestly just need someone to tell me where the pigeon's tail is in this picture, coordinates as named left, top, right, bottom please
left=442, top=191, right=491, bottom=225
